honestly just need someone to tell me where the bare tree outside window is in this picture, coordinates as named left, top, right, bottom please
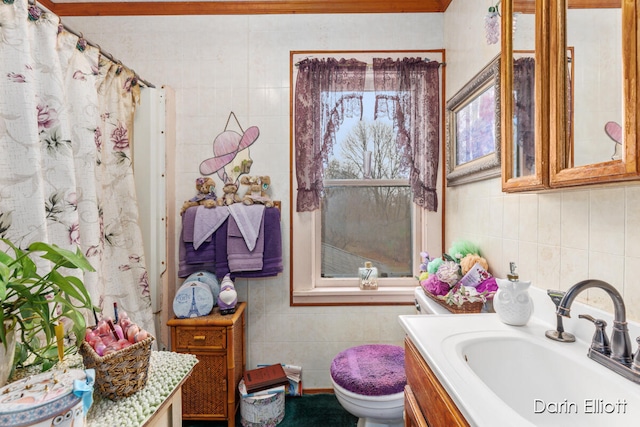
left=321, top=108, right=412, bottom=279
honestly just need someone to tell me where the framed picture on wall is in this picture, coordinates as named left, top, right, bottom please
left=445, top=55, right=501, bottom=186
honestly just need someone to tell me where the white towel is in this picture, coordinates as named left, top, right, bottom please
left=228, top=204, right=265, bottom=251
left=193, top=206, right=230, bottom=250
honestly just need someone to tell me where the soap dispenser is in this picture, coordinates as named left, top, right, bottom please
left=493, top=262, right=533, bottom=326
left=359, top=262, right=378, bottom=290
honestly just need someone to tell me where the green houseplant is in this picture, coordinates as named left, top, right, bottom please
left=0, top=239, right=96, bottom=379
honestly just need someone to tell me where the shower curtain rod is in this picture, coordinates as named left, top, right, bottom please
left=30, top=0, right=155, bottom=88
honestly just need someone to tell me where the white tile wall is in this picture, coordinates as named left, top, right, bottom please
left=65, top=12, right=439, bottom=389
left=64, top=0, right=640, bottom=390
left=447, top=179, right=640, bottom=321
left=442, top=0, right=640, bottom=324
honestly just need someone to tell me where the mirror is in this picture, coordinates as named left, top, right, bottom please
left=569, top=6, right=621, bottom=166
left=503, top=0, right=638, bottom=190
left=502, top=0, right=549, bottom=191
left=551, top=0, right=638, bottom=186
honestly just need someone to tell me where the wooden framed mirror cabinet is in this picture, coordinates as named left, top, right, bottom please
left=501, top=0, right=639, bottom=192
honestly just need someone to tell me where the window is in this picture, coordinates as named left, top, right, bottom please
left=291, top=51, right=443, bottom=305
left=321, top=93, right=412, bottom=280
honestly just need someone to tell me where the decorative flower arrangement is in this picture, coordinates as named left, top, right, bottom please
left=418, top=241, right=497, bottom=308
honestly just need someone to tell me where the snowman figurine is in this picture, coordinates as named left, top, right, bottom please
left=217, top=274, right=238, bottom=315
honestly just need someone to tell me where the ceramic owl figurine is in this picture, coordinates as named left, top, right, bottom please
left=217, top=274, right=238, bottom=315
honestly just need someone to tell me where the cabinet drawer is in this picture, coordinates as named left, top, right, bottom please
left=174, top=326, right=226, bottom=350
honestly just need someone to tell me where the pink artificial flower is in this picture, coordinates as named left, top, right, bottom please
left=421, top=274, right=451, bottom=297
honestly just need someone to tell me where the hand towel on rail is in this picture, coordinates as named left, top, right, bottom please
left=227, top=213, right=265, bottom=272
left=228, top=204, right=265, bottom=251
left=193, top=205, right=230, bottom=249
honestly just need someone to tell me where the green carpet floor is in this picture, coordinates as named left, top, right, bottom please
left=183, top=393, right=358, bottom=427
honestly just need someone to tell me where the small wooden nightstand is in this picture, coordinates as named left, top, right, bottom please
left=168, top=302, right=246, bottom=426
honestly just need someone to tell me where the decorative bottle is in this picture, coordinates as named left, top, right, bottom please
left=493, top=262, right=533, bottom=326
left=359, top=262, right=378, bottom=290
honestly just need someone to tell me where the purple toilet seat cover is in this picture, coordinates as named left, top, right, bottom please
left=330, top=344, right=406, bottom=396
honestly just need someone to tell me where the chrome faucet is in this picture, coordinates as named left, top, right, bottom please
left=554, top=279, right=640, bottom=384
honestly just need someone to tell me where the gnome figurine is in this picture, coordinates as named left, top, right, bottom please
left=217, top=274, right=238, bottom=315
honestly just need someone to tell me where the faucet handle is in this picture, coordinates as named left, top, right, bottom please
left=579, top=314, right=611, bottom=356
left=547, top=289, right=565, bottom=307
left=545, top=290, right=575, bottom=342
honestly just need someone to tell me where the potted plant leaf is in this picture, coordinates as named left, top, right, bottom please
left=0, top=239, right=96, bottom=384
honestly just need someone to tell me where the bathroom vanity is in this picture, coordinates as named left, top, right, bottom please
left=404, top=337, right=469, bottom=427
left=400, top=287, right=640, bottom=427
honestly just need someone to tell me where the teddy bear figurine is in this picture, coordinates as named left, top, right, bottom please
left=180, top=177, right=218, bottom=215
left=240, top=175, right=274, bottom=208
left=218, top=180, right=242, bottom=206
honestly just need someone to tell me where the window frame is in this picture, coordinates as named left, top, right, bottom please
left=290, top=50, right=444, bottom=306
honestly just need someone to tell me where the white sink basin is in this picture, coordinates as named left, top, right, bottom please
left=399, top=313, right=640, bottom=427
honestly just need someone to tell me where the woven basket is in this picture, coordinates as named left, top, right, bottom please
left=79, top=335, right=154, bottom=400
left=422, top=288, right=484, bottom=314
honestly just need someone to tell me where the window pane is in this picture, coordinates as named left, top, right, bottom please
left=320, top=185, right=412, bottom=278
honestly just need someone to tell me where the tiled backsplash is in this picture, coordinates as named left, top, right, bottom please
left=446, top=178, right=640, bottom=323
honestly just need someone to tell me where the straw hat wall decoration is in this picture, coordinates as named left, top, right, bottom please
left=200, top=112, right=260, bottom=184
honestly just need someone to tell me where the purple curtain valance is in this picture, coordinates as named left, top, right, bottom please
left=373, top=57, right=440, bottom=211
left=294, top=56, right=441, bottom=212
left=294, top=58, right=367, bottom=212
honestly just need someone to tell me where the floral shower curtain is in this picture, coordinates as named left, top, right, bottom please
left=0, top=0, right=155, bottom=337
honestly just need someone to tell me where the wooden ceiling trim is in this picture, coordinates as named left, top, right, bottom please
left=46, top=0, right=451, bottom=17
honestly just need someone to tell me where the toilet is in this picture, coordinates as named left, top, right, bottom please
left=330, top=344, right=406, bottom=427
left=330, top=287, right=446, bottom=427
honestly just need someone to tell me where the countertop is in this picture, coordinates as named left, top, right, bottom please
left=400, top=286, right=640, bottom=427
left=87, top=351, right=197, bottom=426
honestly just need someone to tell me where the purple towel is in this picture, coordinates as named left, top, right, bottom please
left=178, top=229, right=216, bottom=277
left=227, top=213, right=265, bottom=272
left=181, top=207, right=198, bottom=242
left=215, top=207, right=282, bottom=279
left=185, top=239, right=215, bottom=264
left=228, top=204, right=265, bottom=251
left=193, top=205, right=230, bottom=249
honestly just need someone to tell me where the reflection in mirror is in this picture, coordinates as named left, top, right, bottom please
left=568, top=6, right=622, bottom=167
left=512, top=53, right=535, bottom=177
left=511, top=10, right=536, bottom=178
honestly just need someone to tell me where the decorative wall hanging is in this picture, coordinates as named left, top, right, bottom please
left=200, top=112, right=260, bottom=185
left=445, top=55, right=501, bottom=186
